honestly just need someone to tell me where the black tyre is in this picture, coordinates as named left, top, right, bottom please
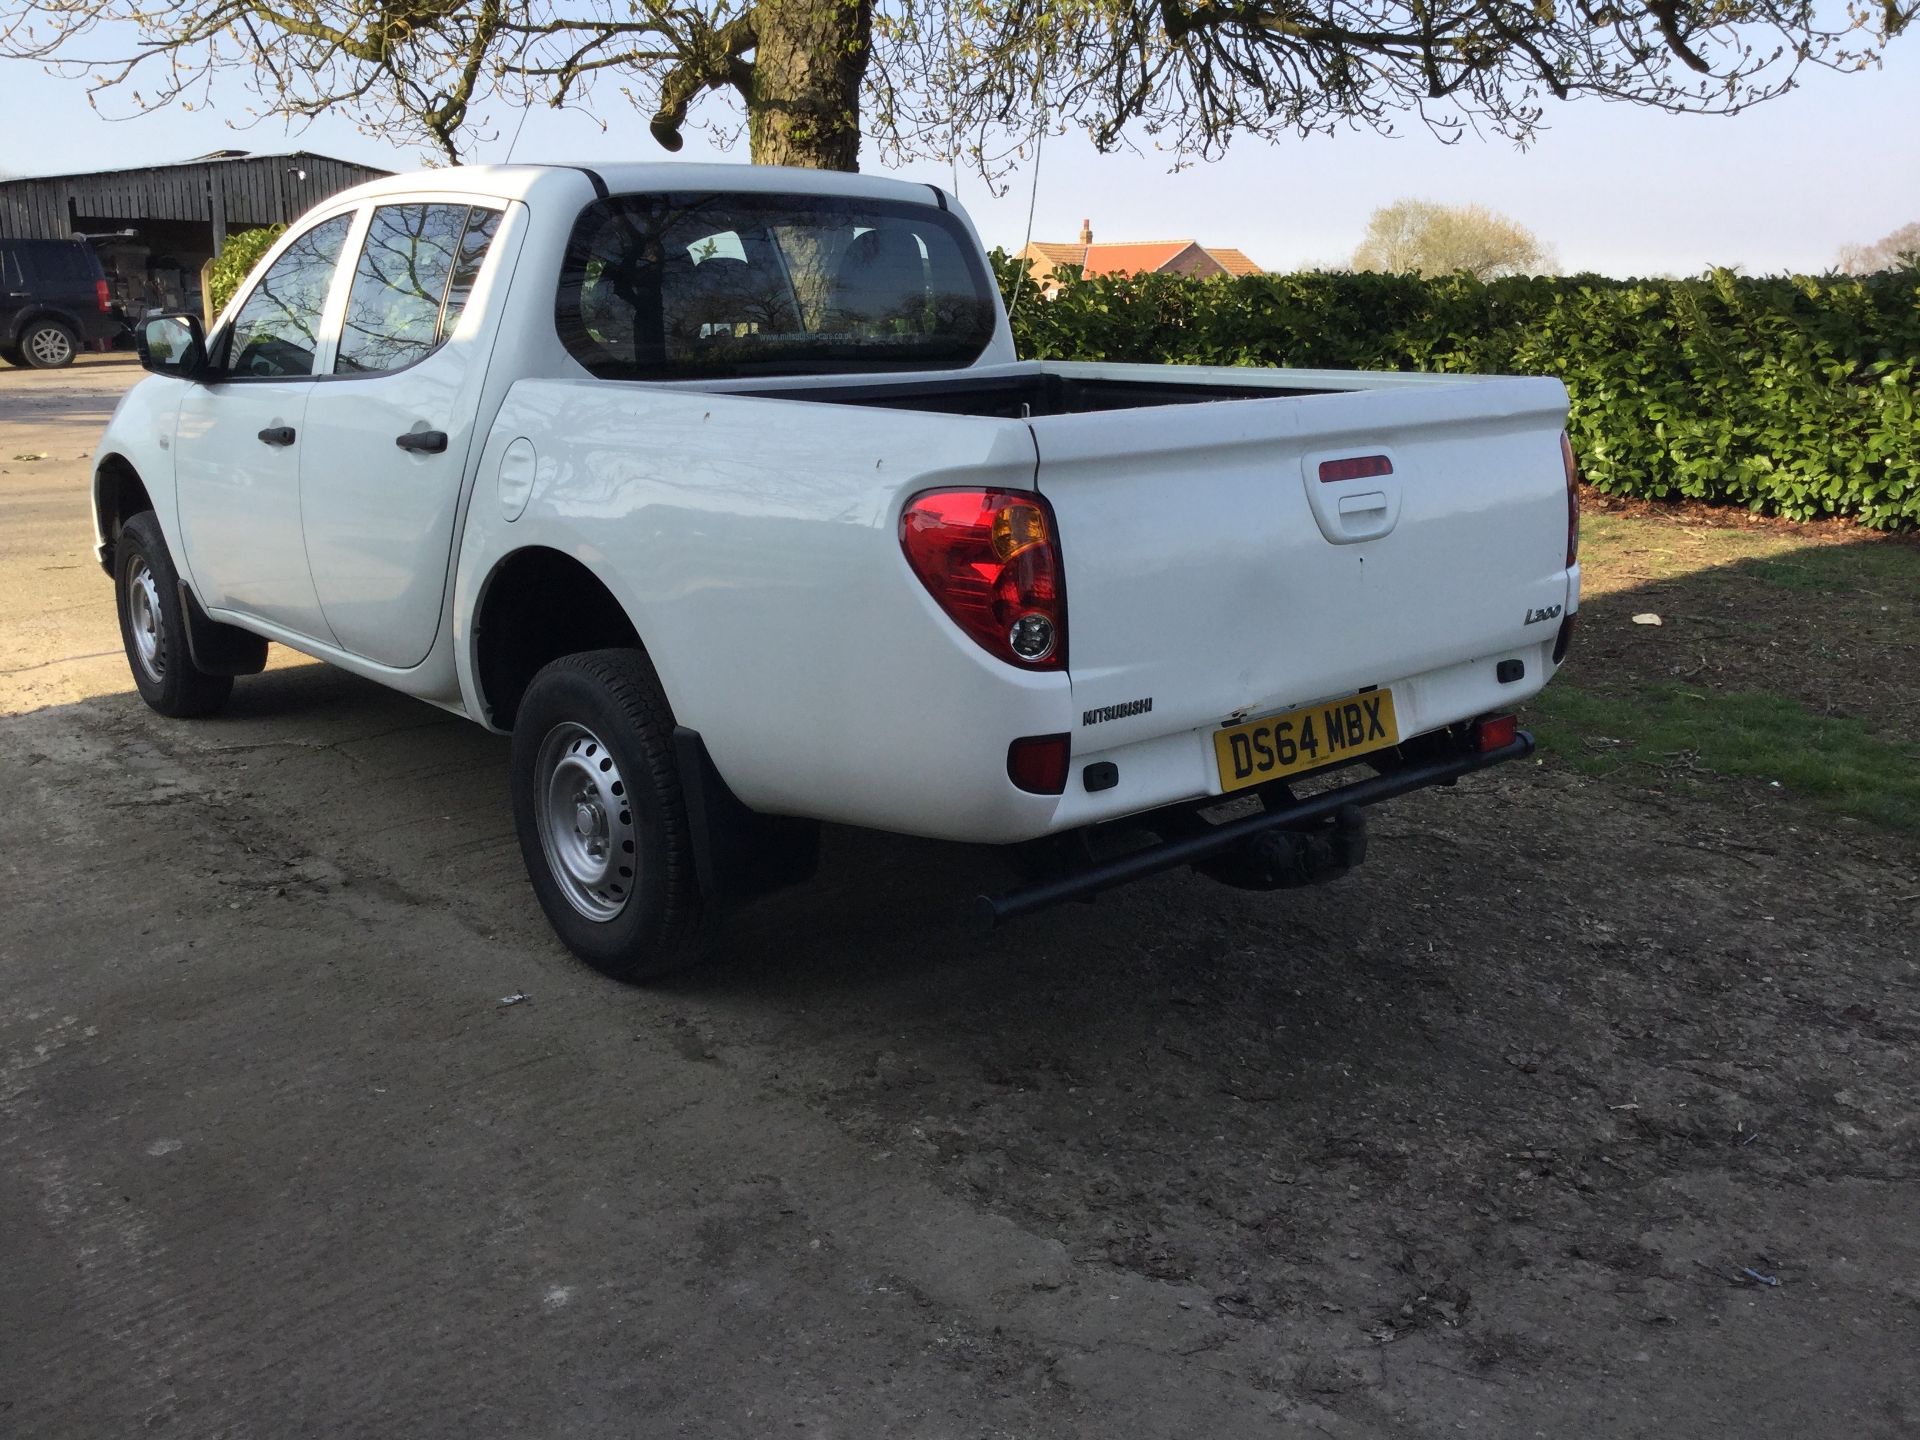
left=510, top=649, right=707, bottom=982
left=20, top=319, right=78, bottom=369
left=114, top=511, right=234, bottom=718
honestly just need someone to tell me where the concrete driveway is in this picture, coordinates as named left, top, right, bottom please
left=2, top=356, right=1915, bottom=1438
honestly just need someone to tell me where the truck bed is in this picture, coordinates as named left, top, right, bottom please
left=704, top=357, right=1578, bottom=836
left=725, top=359, right=1479, bottom=418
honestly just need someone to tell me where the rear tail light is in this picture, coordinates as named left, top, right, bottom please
left=1560, top=432, right=1580, bottom=569
left=1473, top=714, right=1519, bottom=752
left=96, top=278, right=111, bottom=314
left=900, top=488, right=1066, bottom=669
left=1007, top=734, right=1071, bottom=794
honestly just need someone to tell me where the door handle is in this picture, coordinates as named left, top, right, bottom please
left=395, top=429, right=448, bottom=454
left=257, top=426, right=296, bottom=447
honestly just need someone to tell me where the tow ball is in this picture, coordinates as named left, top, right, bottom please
left=1193, top=803, right=1368, bottom=891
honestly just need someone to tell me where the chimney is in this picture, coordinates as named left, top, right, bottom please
left=1079, top=218, right=1092, bottom=245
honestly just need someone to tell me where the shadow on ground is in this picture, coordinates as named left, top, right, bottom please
left=3, top=527, right=1915, bottom=1438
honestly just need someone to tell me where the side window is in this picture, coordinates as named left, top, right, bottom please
left=335, top=203, right=502, bottom=375
left=224, top=214, right=352, bottom=379
left=51, top=245, right=93, bottom=283
left=439, top=208, right=503, bottom=341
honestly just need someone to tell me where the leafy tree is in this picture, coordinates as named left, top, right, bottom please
left=1351, top=200, right=1552, bottom=279
left=1, top=1, right=1911, bottom=173
left=1837, top=221, right=1920, bottom=274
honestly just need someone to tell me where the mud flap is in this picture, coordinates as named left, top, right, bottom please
left=175, top=583, right=269, bottom=676
left=672, top=727, right=820, bottom=905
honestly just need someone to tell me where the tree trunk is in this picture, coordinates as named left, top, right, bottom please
left=747, top=0, right=871, bottom=171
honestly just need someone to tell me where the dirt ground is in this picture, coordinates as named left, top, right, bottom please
left=3, top=357, right=1916, bottom=1438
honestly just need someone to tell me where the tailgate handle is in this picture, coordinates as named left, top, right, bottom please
left=1338, top=491, right=1389, bottom=516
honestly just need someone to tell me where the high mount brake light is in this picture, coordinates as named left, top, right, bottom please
left=1561, top=432, right=1581, bottom=569
left=900, top=488, right=1067, bottom=669
left=1318, top=454, right=1394, bottom=484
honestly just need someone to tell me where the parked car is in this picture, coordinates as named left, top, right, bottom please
left=90, top=163, right=1580, bottom=980
left=1, top=237, right=119, bottom=368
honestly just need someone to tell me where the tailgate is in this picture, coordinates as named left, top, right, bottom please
left=1032, top=376, right=1573, bottom=753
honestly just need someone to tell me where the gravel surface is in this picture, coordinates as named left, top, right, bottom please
left=3, top=357, right=1916, bottom=1437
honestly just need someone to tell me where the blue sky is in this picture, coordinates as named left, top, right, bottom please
left=2, top=36, right=1915, bottom=277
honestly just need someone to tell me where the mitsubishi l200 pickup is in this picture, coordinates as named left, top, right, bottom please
left=94, top=163, right=1580, bottom=979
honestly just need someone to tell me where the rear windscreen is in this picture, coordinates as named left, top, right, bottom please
left=555, top=192, right=998, bottom=380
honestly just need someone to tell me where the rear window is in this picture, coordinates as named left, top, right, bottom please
left=555, top=192, right=997, bottom=380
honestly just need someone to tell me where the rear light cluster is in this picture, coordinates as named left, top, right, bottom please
left=1473, top=714, right=1519, bottom=752
left=900, top=488, right=1066, bottom=669
left=96, top=278, right=111, bottom=314
left=1006, top=734, right=1071, bottom=794
left=1560, top=432, right=1581, bottom=569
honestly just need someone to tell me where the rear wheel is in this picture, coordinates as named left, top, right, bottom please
left=114, top=512, right=234, bottom=717
left=21, top=319, right=78, bottom=369
left=510, top=649, right=707, bottom=982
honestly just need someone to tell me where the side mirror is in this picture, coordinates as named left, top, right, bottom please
left=137, top=313, right=209, bottom=379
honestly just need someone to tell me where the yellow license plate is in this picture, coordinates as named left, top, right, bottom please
left=1213, top=689, right=1399, bottom=793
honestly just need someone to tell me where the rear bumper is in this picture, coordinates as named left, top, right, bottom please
left=980, top=727, right=1535, bottom=923
left=1040, top=638, right=1562, bottom=839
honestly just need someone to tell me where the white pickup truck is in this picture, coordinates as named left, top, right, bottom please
left=95, top=162, right=1579, bottom=979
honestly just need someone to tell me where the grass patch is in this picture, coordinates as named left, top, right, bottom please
left=1527, top=682, right=1920, bottom=837
left=1743, top=543, right=1920, bottom=597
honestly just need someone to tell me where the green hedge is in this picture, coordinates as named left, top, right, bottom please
left=993, top=256, right=1920, bottom=529
left=206, top=225, right=286, bottom=316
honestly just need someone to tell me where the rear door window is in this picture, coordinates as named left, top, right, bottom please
left=335, top=203, right=504, bottom=374
left=222, top=214, right=353, bottom=378
left=555, top=192, right=997, bottom=380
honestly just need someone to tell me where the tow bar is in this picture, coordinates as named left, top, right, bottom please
left=977, top=729, right=1535, bottom=925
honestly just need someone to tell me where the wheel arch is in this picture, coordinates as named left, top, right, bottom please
left=9, top=305, right=83, bottom=346
left=470, top=546, right=652, bottom=732
left=93, top=453, right=155, bottom=575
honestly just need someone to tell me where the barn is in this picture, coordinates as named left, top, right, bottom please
left=0, top=150, right=389, bottom=317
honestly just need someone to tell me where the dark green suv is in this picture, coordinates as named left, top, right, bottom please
left=1, top=238, right=120, bottom=368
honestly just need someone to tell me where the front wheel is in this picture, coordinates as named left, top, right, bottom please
left=510, top=650, right=707, bottom=982
left=114, top=512, right=234, bottom=718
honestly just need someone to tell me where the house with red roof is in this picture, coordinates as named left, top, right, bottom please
left=1016, top=220, right=1262, bottom=294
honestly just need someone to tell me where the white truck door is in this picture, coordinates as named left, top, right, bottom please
left=175, top=213, right=354, bottom=640
left=296, top=202, right=509, bottom=669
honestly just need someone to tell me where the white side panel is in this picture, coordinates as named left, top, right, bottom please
left=91, top=376, right=185, bottom=565
left=454, top=381, right=1075, bottom=842
left=174, top=378, right=332, bottom=639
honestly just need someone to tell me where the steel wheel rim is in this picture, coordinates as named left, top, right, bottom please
left=534, top=722, right=637, bottom=922
left=126, top=558, right=165, bottom=683
left=28, top=327, right=72, bottom=366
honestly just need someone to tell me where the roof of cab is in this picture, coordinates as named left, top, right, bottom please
left=325, top=162, right=948, bottom=211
